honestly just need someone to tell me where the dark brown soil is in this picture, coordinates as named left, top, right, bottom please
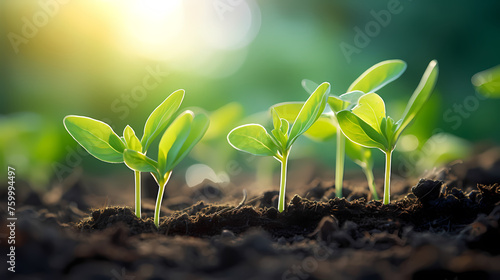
left=2, top=147, right=500, bottom=279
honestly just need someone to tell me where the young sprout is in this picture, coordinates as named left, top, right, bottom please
left=63, top=90, right=184, bottom=218
left=227, top=82, right=330, bottom=212
left=472, top=64, right=500, bottom=98
left=123, top=110, right=209, bottom=227
left=337, top=60, right=439, bottom=205
left=276, top=60, right=407, bottom=199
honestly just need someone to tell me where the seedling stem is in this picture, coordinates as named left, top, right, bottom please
left=278, top=149, right=290, bottom=213
left=154, top=171, right=172, bottom=228
left=335, top=131, right=345, bottom=198
left=383, top=150, right=393, bottom=205
left=134, top=171, right=141, bottom=218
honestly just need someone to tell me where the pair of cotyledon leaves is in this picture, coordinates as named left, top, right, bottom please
left=63, top=89, right=209, bottom=186
left=270, top=59, right=408, bottom=166
left=337, top=60, right=438, bottom=153
left=227, top=82, right=330, bottom=158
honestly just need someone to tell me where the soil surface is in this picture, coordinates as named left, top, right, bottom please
left=2, top=147, right=500, bottom=279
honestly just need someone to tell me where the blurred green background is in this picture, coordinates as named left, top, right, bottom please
left=1, top=0, right=499, bottom=189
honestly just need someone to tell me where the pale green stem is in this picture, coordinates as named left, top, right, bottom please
left=154, top=171, right=172, bottom=228
left=278, top=150, right=290, bottom=213
left=134, top=171, right=141, bottom=218
left=362, top=166, right=379, bottom=200
left=383, top=150, right=393, bottom=205
left=335, top=132, right=345, bottom=198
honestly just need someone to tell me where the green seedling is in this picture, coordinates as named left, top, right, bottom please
left=227, top=82, right=330, bottom=212
left=472, top=64, right=500, bottom=97
left=123, top=110, right=209, bottom=227
left=275, top=60, right=407, bottom=199
left=337, top=60, right=439, bottom=205
left=63, top=89, right=184, bottom=218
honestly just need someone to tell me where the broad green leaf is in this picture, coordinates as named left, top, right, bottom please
left=394, top=60, right=439, bottom=143
left=351, top=93, right=386, bottom=134
left=304, top=115, right=336, bottom=141
left=158, top=111, right=193, bottom=174
left=227, top=124, right=279, bottom=156
left=123, top=125, right=142, bottom=151
left=204, top=102, right=243, bottom=140
left=141, top=89, right=184, bottom=151
left=272, top=102, right=304, bottom=123
left=345, top=139, right=373, bottom=170
left=288, top=82, right=330, bottom=148
left=337, top=111, right=388, bottom=151
left=472, top=65, right=500, bottom=98
left=348, top=59, right=407, bottom=93
left=167, top=113, right=210, bottom=170
left=301, top=79, right=320, bottom=94
left=123, top=149, right=159, bottom=177
left=327, top=96, right=344, bottom=113
left=63, top=115, right=125, bottom=163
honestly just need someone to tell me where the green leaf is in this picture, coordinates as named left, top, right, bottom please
left=280, top=119, right=289, bottom=135
left=123, top=149, right=159, bottom=177
left=348, top=59, right=407, bottom=93
left=304, top=115, right=336, bottom=141
left=158, top=111, right=193, bottom=174
left=271, top=108, right=281, bottom=130
left=394, top=60, right=439, bottom=143
left=288, top=82, right=330, bottom=148
left=472, top=65, right=500, bottom=98
left=351, top=93, right=386, bottom=134
left=338, top=91, right=365, bottom=108
left=327, top=96, right=344, bottom=113
left=63, top=115, right=125, bottom=163
left=167, top=113, right=210, bottom=170
left=227, top=124, right=279, bottom=156
left=271, top=102, right=304, bottom=123
left=301, top=79, right=320, bottom=94
left=345, top=139, right=373, bottom=170
left=123, top=125, right=142, bottom=151
left=141, top=89, right=184, bottom=151
left=337, top=111, right=388, bottom=151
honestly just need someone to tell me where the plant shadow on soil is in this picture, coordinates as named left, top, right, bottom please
left=2, top=147, right=500, bottom=279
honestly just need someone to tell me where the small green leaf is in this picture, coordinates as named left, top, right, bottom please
left=288, top=82, right=330, bottom=148
left=280, top=119, right=289, bottom=136
left=338, top=91, right=365, bottom=108
left=271, top=102, right=304, bottom=123
left=301, top=79, right=320, bottom=95
left=167, top=113, right=210, bottom=170
left=472, top=65, right=500, bottom=98
left=123, top=125, right=142, bottom=151
left=348, top=59, right=407, bottom=93
left=394, top=60, right=439, bottom=143
left=227, top=124, right=279, bottom=156
left=337, top=111, right=388, bottom=151
left=304, top=115, right=336, bottom=141
left=351, top=93, right=386, bottom=134
left=271, top=108, right=281, bottom=130
left=204, top=102, right=243, bottom=140
left=63, top=115, right=125, bottom=163
left=141, top=89, right=185, bottom=151
left=158, top=111, right=193, bottom=174
left=123, top=149, right=159, bottom=177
